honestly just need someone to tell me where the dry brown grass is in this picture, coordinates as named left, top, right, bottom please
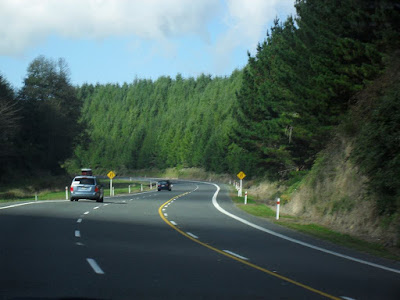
left=283, top=135, right=399, bottom=249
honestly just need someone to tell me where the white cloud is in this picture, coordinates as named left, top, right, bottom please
left=212, top=0, right=296, bottom=73
left=0, top=0, right=218, bottom=55
left=0, top=0, right=297, bottom=80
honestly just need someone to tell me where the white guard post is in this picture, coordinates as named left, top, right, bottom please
left=276, top=197, right=280, bottom=220
left=110, top=179, right=113, bottom=196
left=244, top=191, right=248, bottom=204
left=65, top=186, right=68, bottom=200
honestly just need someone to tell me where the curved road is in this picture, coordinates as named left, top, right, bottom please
left=0, top=181, right=399, bottom=299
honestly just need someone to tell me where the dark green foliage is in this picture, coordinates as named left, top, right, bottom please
left=16, top=56, right=81, bottom=174
left=65, top=71, right=243, bottom=174
left=352, top=78, right=400, bottom=214
left=0, top=75, right=19, bottom=178
left=234, top=0, right=399, bottom=179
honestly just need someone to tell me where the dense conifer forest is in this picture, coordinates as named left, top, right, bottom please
left=1, top=0, right=399, bottom=215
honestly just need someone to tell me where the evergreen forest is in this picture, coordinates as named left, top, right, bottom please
left=1, top=0, right=399, bottom=215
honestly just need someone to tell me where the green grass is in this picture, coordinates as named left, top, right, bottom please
left=237, top=204, right=276, bottom=218
left=0, top=190, right=68, bottom=202
left=276, top=222, right=399, bottom=260
left=230, top=190, right=293, bottom=219
left=229, top=187, right=400, bottom=261
left=231, top=194, right=257, bottom=205
left=0, top=178, right=156, bottom=202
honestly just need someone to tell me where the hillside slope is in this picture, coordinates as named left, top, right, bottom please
left=283, top=55, right=400, bottom=248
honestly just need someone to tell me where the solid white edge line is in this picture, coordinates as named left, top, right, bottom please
left=223, top=250, right=249, bottom=261
left=86, top=258, right=105, bottom=275
left=186, top=232, right=199, bottom=239
left=207, top=182, right=400, bottom=275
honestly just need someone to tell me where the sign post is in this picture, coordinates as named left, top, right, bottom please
left=107, top=171, right=116, bottom=196
left=237, top=171, right=246, bottom=197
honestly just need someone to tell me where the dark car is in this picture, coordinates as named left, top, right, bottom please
left=70, top=176, right=104, bottom=202
left=157, top=180, right=172, bottom=191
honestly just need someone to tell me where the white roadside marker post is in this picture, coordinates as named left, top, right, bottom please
left=244, top=191, right=248, bottom=205
left=65, top=186, right=68, bottom=200
left=110, top=179, right=113, bottom=196
left=128, top=185, right=131, bottom=194
left=141, top=184, right=143, bottom=192
left=276, top=197, right=280, bottom=220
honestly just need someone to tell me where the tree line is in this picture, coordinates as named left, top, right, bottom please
left=0, top=56, right=81, bottom=179
left=62, top=71, right=243, bottom=174
left=0, top=0, right=399, bottom=213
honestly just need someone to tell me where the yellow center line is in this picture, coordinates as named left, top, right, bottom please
left=158, top=192, right=341, bottom=300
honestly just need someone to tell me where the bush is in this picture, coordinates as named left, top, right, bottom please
left=351, top=79, right=400, bottom=214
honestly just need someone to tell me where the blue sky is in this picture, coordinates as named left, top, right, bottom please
left=0, top=0, right=296, bottom=89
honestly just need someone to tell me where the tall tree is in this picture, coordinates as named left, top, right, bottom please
left=0, top=75, right=20, bottom=179
left=17, top=56, right=81, bottom=173
left=233, top=0, right=397, bottom=179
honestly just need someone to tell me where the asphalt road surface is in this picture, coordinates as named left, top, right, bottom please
left=0, top=180, right=399, bottom=299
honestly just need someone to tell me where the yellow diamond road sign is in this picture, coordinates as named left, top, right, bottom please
left=107, top=171, right=116, bottom=179
left=237, top=171, right=246, bottom=180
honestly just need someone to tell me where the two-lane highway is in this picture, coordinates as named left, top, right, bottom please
left=0, top=181, right=399, bottom=299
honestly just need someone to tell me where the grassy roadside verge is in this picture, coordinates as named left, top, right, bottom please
left=230, top=191, right=400, bottom=261
left=0, top=178, right=157, bottom=203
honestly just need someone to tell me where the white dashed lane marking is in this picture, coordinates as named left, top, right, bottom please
left=186, top=232, right=198, bottom=239
left=223, top=250, right=249, bottom=261
left=87, top=258, right=105, bottom=275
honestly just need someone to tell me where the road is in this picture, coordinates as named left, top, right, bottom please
left=0, top=180, right=399, bottom=299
